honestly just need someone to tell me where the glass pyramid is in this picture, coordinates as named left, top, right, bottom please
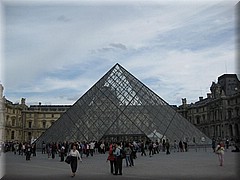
left=35, top=63, right=211, bottom=146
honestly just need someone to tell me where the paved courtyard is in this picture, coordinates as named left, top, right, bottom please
left=1, top=148, right=239, bottom=180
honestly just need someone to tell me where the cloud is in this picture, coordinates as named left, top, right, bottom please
left=109, top=43, right=127, bottom=50
left=1, top=0, right=238, bottom=106
left=94, top=43, right=127, bottom=54
left=57, top=15, right=71, bottom=22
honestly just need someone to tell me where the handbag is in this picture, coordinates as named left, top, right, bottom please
left=65, top=155, right=72, bottom=164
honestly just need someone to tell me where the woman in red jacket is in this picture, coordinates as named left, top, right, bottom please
left=106, top=143, right=116, bottom=174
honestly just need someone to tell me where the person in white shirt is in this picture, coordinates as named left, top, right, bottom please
left=215, top=141, right=225, bottom=166
left=69, top=144, right=82, bottom=177
left=89, top=141, right=95, bottom=156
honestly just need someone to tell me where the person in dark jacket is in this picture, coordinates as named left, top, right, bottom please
left=165, top=139, right=170, bottom=155
left=60, top=144, right=65, bottom=162
left=51, top=142, right=57, bottom=159
left=140, top=141, right=146, bottom=156
left=32, top=143, right=36, bottom=156
left=25, top=143, right=31, bottom=161
left=179, top=140, right=184, bottom=152
left=113, top=143, right=123, bottom=175
left=148, top=142, right=153, bottom=157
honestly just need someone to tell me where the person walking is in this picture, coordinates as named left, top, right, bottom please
left=165, top=139, right=170, bottom=155
left=162, top=139, right=166, bottom=152
left=60, top=144, right=65, bottom=162
left=173, top=140, right=177, bottom=152
left=13, top=143, right=18, bottom=155
left=140, top=141, right=146, bottom=156
left=32, top=143, right=36, bottom=157
left=124, top=143, right=132, bottom=167
left=215, top=141, right=225, bottom=166
left=42, top=141, right=46, bottom=154
left=69, top=144, right=82, bottom=177
left=212, top=138, right=216, bottom=153
left=148, top=142, right=153, bottom=157
left=225, top=139, right=229, bottom=150
left=18, top=142, right=22, bottom=155
left=25, top=143, right=31, bottom=161
left=89, top=141, right=95, bottom=156
left=113, top=142, right=123, bottom=175
left=183, top=141, right=188, bottom=152
left=51, top=142, right=57, bottom=159
left=179, top=140, right=183, bottom=152
left=106, top=144, right=116, bottom=174
left=100, top=142, right=105, bottom=154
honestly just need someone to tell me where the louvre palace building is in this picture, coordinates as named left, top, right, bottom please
left=178, top=74, right=240, bottom=144
left=0, top=65, right=239, bottom=146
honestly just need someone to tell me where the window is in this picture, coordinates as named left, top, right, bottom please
left=228, top=110, right=232, bottom=119
left=11, top=131, right=15, bottom=139
left=52, top=114, right=54, bottom=118
left=189, top=116, right=192, bottom=123
left=42, top=121, right=46, bottom=128
left=196, top=116, right=200, bottom=124
left=28, top=121, right=32, bottom=128
left=202, top=115, right=206, bottom=122
left=236, top=108, right=239, bottom=116
left=12, top=118, right=15, bottom=126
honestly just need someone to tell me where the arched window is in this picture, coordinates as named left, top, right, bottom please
left=228, top=109, right=232, bottom=119
left=196, top=116, right=201, bottom=124
left=12, top=118, right=15, bottom=126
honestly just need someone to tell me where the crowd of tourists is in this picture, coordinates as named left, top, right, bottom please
left=2, top=137, right=239, bottom=177
left=0, top=141, right=37, bottom=160
left=0, top=138, right=193, bottom=161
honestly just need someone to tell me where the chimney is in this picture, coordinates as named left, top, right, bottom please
left=182, top=98, right=187, bottom=105
left=199, top=97, right=203, bottom=101
left=0, top=84, right=3, bottom=98
left=21, top=98, right=26, bottom=105
left=207, top=93, right=212, bottom=99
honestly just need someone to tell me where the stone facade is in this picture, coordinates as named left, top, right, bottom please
left=4, top=98, right=27, bottom=142
left=178, top=74, right=240, bottom=143
left=1, top=84, right=71, bottom=143
left=21, top=103, right=71, bottom=143
left=0, top=84, right=5, bottom=142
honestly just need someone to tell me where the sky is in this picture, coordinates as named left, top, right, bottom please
left=0, top=0, right=238, bottom=106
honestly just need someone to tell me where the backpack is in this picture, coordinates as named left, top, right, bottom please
left=120, top=148, right=126, bottom=159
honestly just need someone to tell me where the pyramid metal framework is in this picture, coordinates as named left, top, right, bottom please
left=36, top=63, right=211, bottom=146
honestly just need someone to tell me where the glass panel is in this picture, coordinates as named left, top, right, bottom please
left=35, top=63, right=211, bottom=147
